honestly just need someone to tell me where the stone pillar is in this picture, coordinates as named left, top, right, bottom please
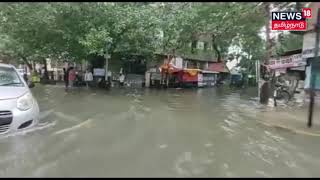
left=145, top=72, right=151, bottom=88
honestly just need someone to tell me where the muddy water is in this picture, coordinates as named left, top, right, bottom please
left=0, top=84, right=320, bottom=177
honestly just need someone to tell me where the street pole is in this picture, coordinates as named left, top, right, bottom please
left=307, top=8, right=320, bottom=128
left=104, top=43, right=111, bottom=88
left=105, top=57, right=109, bottom=81
left=256, top=60, right=260, bottom=98
left=105, top=55, right=109, bottom=82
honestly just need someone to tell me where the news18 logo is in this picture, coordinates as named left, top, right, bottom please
left=271, top=8, right=312, bottom=31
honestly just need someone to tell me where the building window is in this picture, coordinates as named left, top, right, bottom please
left=184, top=61, right=188, bottom=68
left=204, top=42, right=208, bottom=51
left=197, top=42, right=204, bottom=50
left=205, top=62, right=209, bottom=69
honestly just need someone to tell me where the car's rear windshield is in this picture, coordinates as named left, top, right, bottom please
left=0, top=66, right=24, bottom=87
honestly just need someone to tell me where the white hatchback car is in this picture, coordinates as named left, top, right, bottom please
left=0, top=63, right=39, bottom=134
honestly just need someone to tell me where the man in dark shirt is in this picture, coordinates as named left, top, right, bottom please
left=63, top=68, right=69, bottom=90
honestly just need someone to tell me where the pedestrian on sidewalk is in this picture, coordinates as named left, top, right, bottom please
left=68, top=67, right=76, bottom=90
left=84, top=69, right=93, bottom=89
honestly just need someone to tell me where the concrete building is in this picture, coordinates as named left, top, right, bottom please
left=301, top=3, right=320, bottom=93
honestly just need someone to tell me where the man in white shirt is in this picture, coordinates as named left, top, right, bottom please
left=119, top=73, right=125, bottom=86
left=84, top=69, right=93, bottom=89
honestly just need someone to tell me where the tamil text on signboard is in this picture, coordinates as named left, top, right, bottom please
left=268, top=53, right=306, bottom=69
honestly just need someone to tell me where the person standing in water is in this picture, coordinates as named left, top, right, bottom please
left=68, top=67, right=76, bottom=90
left=84, top=69, right=93, bottom=89
left=63, top=68, right=69, bottom=90
left=119, top=73, right=125, bottom=87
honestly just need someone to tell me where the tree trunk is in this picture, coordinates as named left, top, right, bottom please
left=260, top=2, right=272, bottom=104
left=172, top=49, right=176, bottom=62
left=32, top=60, right=37, bottom=74
left=265, top=4, right=271, bottom=65
left=42, top=58, right=49, bottom=81
left=191, top=32, right=198, bottom=54
left=191, top=40, right=197, bottom=54
left=296, top=2, right=302, bottom=11
left=212, top=35, right=221, bottom=62
left=162, top=31, right=166, bottom=52
left=21, top=57, right=33, bottom=71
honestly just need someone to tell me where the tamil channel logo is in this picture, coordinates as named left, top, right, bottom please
left=271, top=8, right=312, bottom=31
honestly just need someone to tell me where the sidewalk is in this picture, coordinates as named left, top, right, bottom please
left=257, top=102, right=320, bottom=137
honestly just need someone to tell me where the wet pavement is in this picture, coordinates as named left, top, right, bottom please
left=0, top=84, right=320, bottom=177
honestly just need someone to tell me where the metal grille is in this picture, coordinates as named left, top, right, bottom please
left=0, top=111, right=12, bottom=133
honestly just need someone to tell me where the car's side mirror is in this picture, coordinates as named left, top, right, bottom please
left=28, top=81, right=35, bottom=88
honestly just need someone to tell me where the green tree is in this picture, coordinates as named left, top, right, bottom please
left=275, top=33, right=303, bottom=56
left=1, top=2, right=300, bottom=77
left=155, top=3, right=266, bottom=63
left=0, top=3, right=66, bottom=71
left=79, top=3, right=159, bottom=59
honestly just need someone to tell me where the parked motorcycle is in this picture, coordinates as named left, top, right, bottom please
left=274, top=83, right=291, bottom=104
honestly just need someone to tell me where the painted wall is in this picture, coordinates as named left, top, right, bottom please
left=305, top=61, right=320, bottom=90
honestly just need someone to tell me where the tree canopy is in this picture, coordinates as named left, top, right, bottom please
left=0, top=2, right=306, bottom=74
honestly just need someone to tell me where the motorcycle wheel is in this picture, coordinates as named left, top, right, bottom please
left=276, top=90, right=290, bottom=104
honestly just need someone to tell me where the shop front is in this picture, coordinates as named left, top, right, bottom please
left=302, top=30, right=320, bottom=92
left=200, top=71, right=218, bottom=87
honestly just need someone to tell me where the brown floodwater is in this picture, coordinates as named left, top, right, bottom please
left=0, top=84, right=319, bottom=177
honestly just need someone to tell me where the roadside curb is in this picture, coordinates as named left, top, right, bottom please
left=258, top=121, right=320, bottom=137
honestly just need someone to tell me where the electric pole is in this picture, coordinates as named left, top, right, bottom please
left=308, top=8, right=320, bottom=127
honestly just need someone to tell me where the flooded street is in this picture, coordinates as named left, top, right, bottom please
left=1, top=85, right=320, bottom=177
